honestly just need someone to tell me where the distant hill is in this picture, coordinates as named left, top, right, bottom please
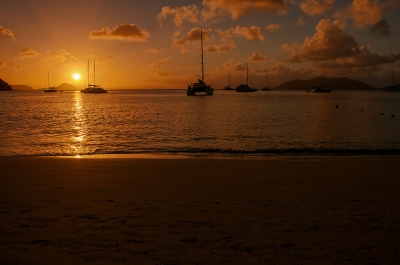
left=0, top=78, right=13, bottom=91
left=56, top=83, right=78, bottom=91
left=11, top=84, right=35, bottom=90
left=379, top=84, right=400, bottom=91
left=274, top=77, right=376, bottom=91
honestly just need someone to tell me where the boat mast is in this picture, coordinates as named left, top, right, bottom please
left=392, top=70, right=395, bottom=88
left=47, top=71, right=49, bottom=88
left=246, top=63, right=249, bottom=86
left=200, top=29, right=204, bottom=83
left=94, top=59, right=96, bottom=86
left=87, top=60, right=89, bottom=87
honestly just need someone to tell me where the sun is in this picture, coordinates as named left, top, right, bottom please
left=73, top=73, right=81, bottom=80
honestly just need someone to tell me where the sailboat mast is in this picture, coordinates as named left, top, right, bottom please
left=47, top=71, right=49, bottom=88
left=94, top=59, right=96, bottom=86
left=87, top=60, right=89, bottom=87
left=201, top=29, right=204, bottom=83
left=246, top=63, right=249, bottom=86
left=392, top=70, right=395, bottom=87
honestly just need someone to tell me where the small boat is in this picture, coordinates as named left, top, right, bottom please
left=187, top=29, right=213, bottom=96
left=312, top=85, right=331, bottom=92
left=236, top=63, right=257, bottom=92
left=261, top=70, right=271, bottom=91
left=223, top=71, right=234, bottom=90
left=43, top=71, right=57, bottom=92
left=387, top=70, right=399, bottom=92
left=81, top=60, right=107, bottom=94
left=312, top=65, right=331, bottom=92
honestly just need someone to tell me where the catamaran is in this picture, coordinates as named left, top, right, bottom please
left=81, top=59, right=107, bottom=94
left=312, top=65, right=331, bottom=92
left=261, top=70, right=271, bottom=91
left=187, top=29, right=214, bottom=96
left=236, top=63, right=257, bottom=92
left=43, top=71, right=57, bottom=92
left=387, top=70, right=399, bottom=91
left=223, top=71, right=234, bottom=90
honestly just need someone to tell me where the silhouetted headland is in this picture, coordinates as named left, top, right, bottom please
left=0, top=78, right=13, bottom=91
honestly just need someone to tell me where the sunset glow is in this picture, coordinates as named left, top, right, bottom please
left=0, top=0, right=399, bottom=89
left=73, top=73, right=81, bottom=81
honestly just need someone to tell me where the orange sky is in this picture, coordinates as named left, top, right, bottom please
left=0, top=0, right=399, bottom=89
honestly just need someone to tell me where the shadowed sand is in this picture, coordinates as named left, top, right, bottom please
left=1, top=157, right=400, bottom=264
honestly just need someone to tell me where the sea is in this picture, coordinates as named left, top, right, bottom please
left=1, top=89, right=399, bottom=158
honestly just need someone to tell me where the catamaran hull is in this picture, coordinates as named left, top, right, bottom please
left=187, top=84, right=213, bottom=96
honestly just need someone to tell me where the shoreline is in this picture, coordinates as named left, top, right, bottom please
left=1, top=157, right=400, bottom=264
left=3, top=153, right=400, bottom=160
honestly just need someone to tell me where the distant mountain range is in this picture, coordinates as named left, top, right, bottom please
left=274, top=76, right=376, bottom=90
left=11, top=84, right=35, bottom=90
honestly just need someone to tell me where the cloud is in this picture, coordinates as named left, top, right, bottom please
left=300, top=0, right=335, bottom=16
left=234, top=61, right=247, bottom=71
left=146, top=48, right=162, bottom=54
left=19, top=48, right=40, bottom=59
left=157, top=5, right=199, bottom=26
left=202, top=0, right=288, bottom=19
left=320, top=45, right=400, bottom=69
left=0, top=60, right=9, bottom=68
left=89, top=24, right=149, bottom=42
left=296, top=17, right=307, bottom=26
left=234, top=25, right=264, bottom=41
left=158, top=57, right=171, bottom=64
left=204, top=42, right=236, bottom=53
left=42, top=49, right=78, bottom=63
left=369, top=18, right=393, bottom=36
left=13, top=64, right=27, bottom=70
left=248, top=51, right=274, bottom=62
left=265, top=23, right=280, bottom=32
left=282, top=19, right=359, bottom=63
left=173, top=28, right=211, bottom=47
left=335, top=0, right=395, bottom=28
left=0, top=26, right=15, bottom=40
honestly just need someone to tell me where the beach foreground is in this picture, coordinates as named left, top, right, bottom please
left=1, top=157, right=400, bottom=264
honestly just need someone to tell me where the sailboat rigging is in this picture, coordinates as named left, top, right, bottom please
left=387, top=70, right=399, bottom=91
left=223, top=71, right=234, bottom=90
left=187, top=29, right=214, bottom=96
left=236, top=63, right=257, bottom=92
left=43, top=71, right=57, bottom=92
left=262, top=70, right=271, bottom=91
left=81, top=59, right=107, bottom=94
left=312, top=64, right=331, bottom=92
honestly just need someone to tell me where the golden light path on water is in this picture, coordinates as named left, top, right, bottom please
left=70, top=91, right=86, bottom=157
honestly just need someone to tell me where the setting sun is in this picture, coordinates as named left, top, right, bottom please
left=73, top=73, right=81, bottom=81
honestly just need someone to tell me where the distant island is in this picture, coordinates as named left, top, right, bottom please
left=55, top=83, right=78, bottom=91
left=274, top=76, right=376, bottom=91
left=11, top=84, right=35, bottom=91
left=0, top=78, right=13, bottom=91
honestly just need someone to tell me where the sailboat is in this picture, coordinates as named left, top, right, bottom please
left=223, top=71, right=234, bottom=90
left=43, top=71, right=57, bottom=92
left=312, top=65, right=331, bottom=92
left=81, top=59, right=107, bottom=94
left=387, top=70, right=399, bottom=91
left=187, top=29, right=214, bottom=96
left=236, top=63, right=257, bottom=92
left=261, top=70, right=271, bottom=91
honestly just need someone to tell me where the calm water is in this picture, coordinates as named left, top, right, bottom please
left=0, top=90, right=399, bottom=157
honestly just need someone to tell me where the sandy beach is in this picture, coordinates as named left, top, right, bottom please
left=1, top=156, right=400, bottom=264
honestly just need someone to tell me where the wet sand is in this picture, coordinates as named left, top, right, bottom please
left=1, top=157, right=400, bottom=264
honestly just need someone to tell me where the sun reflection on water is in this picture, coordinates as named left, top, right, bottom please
left=69, top=92, right=87, bottom=156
